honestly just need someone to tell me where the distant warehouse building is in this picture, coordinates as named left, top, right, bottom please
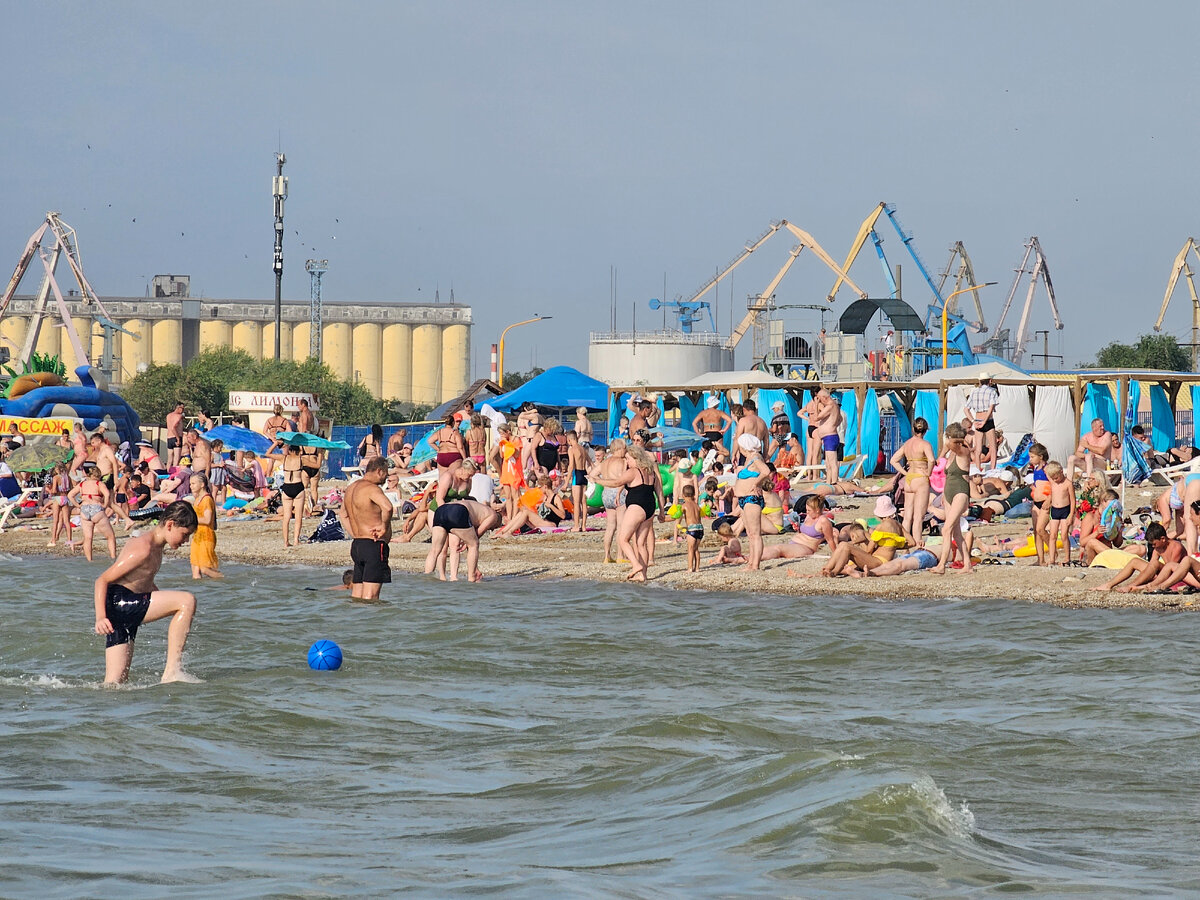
left=0, top=276, right=472, bottom=405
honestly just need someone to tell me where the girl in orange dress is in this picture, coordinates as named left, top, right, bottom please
left=189, top=473, right=223, bottom=579
left=490, top=423, right=525, bottom=522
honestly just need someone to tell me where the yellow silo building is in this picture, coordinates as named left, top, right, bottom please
left=2, top=276, right=473, bottom=406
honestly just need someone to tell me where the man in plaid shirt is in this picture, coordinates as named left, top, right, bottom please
left=965, top=371, right=1000, bottom=466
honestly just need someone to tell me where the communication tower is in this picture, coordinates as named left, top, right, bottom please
left=305, top=258, right=328, bottom=360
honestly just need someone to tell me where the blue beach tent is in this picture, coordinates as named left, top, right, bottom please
left=476, top=366, right=609, bottom=413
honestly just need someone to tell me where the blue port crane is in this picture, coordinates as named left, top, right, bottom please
left=648, top=297, right=716, bottom=334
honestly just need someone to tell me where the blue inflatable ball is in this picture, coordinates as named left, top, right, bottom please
left=308, top=639, right=343, bottom=671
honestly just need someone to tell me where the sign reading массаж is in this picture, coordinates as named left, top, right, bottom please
left=0, top=416, right=77, bottom=436
left=227, top=392, right=319, bottom=413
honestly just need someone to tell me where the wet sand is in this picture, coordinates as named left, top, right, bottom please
left=2, top=479, right=1194, bottom=612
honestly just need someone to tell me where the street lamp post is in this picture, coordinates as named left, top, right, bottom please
left=942, top=282, right=998, bottom=369
left=498, top=316, right=552, bottom=387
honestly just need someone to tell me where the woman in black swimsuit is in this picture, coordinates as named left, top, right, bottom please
left=616, top=445, right=665, bottom=583
left=272, top=443, right=307, bottom=547
left=300, top=445, right=323, bottom=507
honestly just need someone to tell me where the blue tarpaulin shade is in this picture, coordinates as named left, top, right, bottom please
left=476, top=366, right=610, bottom=412
left=202, top=425, right=272, bottom=454
left=276, top=431, right=351, bottom=450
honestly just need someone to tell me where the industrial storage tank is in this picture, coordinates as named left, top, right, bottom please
left=34, top=321, right=60, bottom=359
left=151, top=320, right=182, bottom=366
left=231, top=321, right=262, bottom=360
left=352, top=323, right=382, bottom=396
left=291, top=321, right=311, bottom=361
left=411, top=324, right=442, bottom=406
left=0, top=290, right=472, bottom=405
left=382, top=323, right=412, bottom=401
left=440, top=323, right=470, bottom=404
left=588, top=331, right=733, bottom=386
left=263, top=322, right=293, bottom=360
left=59, top=317, right=90, bottom=373
left=199, top=320, right=233, bottom=352
left=122, top=320, right=152, bottom=374
left=1, top=317, right=27, bottom=357
left=323, top=322, right=353, bottom=381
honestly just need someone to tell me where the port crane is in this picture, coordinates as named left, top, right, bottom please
left=828, top=203, right=987, bottom=336
left=1153, top=237, right=1200, bottom=370
left=934, top=241, right=988, bottom=333
left=0, top=212, right=114, bottom=376
left=724, top=221, right=864, bottom=352
left=992, top=236, right=1064, bottom=366
left=648, top=297, right=715, bottom=333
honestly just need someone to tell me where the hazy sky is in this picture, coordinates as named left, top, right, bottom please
left=4, top=2, right=1198, bottom=376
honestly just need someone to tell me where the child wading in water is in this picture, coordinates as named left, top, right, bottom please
left=93, top=500, right=201, bottom=685
left=189, top=472, right=223, bottom=579
left=681, top=484, right=703, bottom=571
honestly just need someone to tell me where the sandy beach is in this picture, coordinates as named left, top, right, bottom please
left=2, top=476, right=1194, bottom=613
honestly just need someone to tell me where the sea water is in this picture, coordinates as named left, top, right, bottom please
left=2, top=552, right=1199, bottom=897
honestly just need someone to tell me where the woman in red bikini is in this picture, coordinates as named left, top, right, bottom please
left=431, top=414, right=467, bottom=506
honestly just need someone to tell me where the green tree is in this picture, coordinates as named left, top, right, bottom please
left=501, top=367, right=544, bottom=391
left=118, top=347, right=395, bottom=425
left=119, top=362, right=185, bottom=422
left=1094, top=333, right=1191, bottom=371
left=181, top=347, right=258, bottom=414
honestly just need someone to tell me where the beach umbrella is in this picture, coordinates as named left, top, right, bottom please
left=203, top=425, right=272, bottom=454
left=276, top=431, right=351, bottom=451
left=5, top=443, right=71, bottom=473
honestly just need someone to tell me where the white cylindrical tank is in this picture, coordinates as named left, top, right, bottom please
left=411, top=324, right=442, bottom=406
left=382, top=323, right=413, bottom=403
left=440, top=323, right=470, bottom=404
left=352, top=323, right=383, bottom=397
left=588, top=335, right=734, bottom=386
left=231, top=321, right=262, bottom=360
left=199, top=320, right=233, bottom=352
left=122, top=319, right=153, bottom=378
left=323, top=322, right=353, bottom=381
left=151, top=319, right=182, bottom=367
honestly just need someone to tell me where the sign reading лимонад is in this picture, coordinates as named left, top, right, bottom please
left=226, top=392, right=319, bottom=413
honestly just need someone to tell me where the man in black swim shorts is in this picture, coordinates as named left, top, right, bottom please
left=343, top=457, right=393, bottom=600
left=350, top=536, right=391, bottom=586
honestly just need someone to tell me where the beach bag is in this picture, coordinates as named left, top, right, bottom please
left=930, top=458, right=947, bottom=493
left=308, top=508, right=346, bottom=543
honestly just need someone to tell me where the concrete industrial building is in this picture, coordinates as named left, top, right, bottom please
left=0, top=280, right=472, bottom=405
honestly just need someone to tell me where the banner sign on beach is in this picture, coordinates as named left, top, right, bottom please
left=0, top=415, right=77, bottom=437
left=227, top=391, right=319, bottom=412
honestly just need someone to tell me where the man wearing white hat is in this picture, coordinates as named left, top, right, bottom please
left=965, top=371, right=1000, bottom=468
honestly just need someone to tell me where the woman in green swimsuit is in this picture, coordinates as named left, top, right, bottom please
left=933, top=422, right=974, bottom=575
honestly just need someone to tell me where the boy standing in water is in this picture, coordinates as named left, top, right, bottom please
left=92, top=500, right=200, bottom=685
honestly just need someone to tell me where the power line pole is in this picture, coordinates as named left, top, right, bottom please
left=1031, top=329, right=1063, bottom=370
left=272, top=152, right=288, bottom=359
